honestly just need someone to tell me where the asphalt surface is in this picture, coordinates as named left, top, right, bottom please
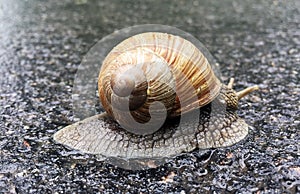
left=0, top=0, right=299, bottom=193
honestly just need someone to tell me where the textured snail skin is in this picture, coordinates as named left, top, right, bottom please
left=53, top=86, right=247, bottom=159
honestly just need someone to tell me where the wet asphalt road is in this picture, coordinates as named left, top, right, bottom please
left=0, top=0, right=299, bottom=193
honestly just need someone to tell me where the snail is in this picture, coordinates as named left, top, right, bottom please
left=54, top=32, right=258, bottom=170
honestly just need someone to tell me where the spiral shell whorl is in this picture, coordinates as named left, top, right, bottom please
left=98, top=32, right=221, bottom=134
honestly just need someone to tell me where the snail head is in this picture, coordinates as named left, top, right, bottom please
left=220, top=78, right=259, bottom=111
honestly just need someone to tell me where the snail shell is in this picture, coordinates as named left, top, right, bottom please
left=54, top=32, right=258, bottom=170
left=98, top=32, right=221, bottom=135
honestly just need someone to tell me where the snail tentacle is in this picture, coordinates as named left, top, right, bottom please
left=227, top=78, right=235, bottom=89
left=226, top=77, right=259, bottom=100
left=236, top=85, right=259, bottom=100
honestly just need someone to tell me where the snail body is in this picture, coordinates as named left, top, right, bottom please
left=54, top=32, right=258, bottom=170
